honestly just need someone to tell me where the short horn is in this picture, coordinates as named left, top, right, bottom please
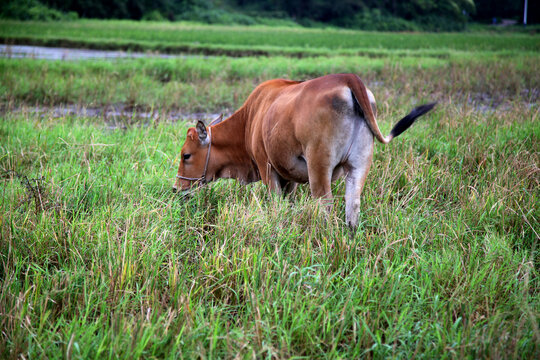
left=210, top=113, right=224, bottom=126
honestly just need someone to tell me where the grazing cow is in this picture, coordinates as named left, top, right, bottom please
left=173, top=74, right=435, bottom=228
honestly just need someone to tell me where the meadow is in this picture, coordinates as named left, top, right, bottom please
left=1, top=20, right=539, bottom=358
left=1, top=19, right=539, bottom=57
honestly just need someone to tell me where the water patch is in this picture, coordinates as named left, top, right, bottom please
left=0, top=44, right=202, bottom=61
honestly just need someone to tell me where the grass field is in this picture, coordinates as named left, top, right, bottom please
left=1, top=20, right=539, bottom=57
left=1, top=20, right=539, bottom=358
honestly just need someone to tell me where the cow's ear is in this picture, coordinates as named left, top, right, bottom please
left=187, top=127, right=196, bottom=141
left=196, top=120, right=208, bottom=144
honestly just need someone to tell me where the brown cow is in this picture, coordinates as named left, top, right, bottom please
left=173, top=73, right=435, bottom=228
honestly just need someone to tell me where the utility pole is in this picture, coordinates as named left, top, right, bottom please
left=524, top=0, right=528, bottom=26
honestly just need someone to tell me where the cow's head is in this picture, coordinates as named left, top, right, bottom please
left=173, top=120, right=212, bottom=192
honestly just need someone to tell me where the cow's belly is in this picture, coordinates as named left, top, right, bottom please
left=272, top=153, right=347, bottom=184
left=271, top=153, right=310, bottom=183
left=264, top=118, right=353, bottom=184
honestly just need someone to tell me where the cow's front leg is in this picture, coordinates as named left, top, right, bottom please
left=282, top=181, right=298, bottom=197
left=258, top=162, right=283, bottom=195
left=268, top=163, right=283, bottom=195
left=261, top=162, right=297, bottom=197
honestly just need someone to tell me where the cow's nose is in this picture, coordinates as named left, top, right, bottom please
left=172, top=186, right=177, bottom=193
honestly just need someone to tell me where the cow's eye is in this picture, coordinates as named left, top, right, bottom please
left=183, top=153, right=191, bottom=161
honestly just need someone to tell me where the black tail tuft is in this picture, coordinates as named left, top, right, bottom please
left=390, top=102, right=437, bottom=139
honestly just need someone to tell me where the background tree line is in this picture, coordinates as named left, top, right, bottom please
left=1, top=0, right=537, bottom=31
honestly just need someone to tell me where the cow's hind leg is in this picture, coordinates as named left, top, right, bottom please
left=345, top=145, right=373, bottom=229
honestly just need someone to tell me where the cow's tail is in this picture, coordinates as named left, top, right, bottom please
left=348, top=75, right=436, bottom=144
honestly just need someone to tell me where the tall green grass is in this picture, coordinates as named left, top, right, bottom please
left=0, top=24, right=539, bottom=358
left=1, top=55, right=538, bottom=112
left=1, top=97, right=538, bottom=357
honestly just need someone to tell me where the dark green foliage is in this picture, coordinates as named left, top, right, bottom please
left=0, top=0, right=77, bottom=21
left=337, top=8, right=420, bottom=32
left=475, top=0, right=539, bottom=24
left=40, top=0, right=210, bottom=20
left=1, top=1, right=536, bottom=30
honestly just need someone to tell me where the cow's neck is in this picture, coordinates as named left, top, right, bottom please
left=210, top=108, right=260, bottom=183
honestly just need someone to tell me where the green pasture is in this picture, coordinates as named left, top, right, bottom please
left=1, top=19, right=539, bottom=57
left=1, top=55, right=537, bottom=112
left=0, top=22, right=539, bottom=359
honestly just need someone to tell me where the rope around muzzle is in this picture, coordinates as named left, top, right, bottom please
left=176, top=127, right=212, bottom=184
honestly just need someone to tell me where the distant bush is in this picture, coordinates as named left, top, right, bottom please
left=340, top=9, right=420, bottom=32
left=65, top=11, right=79, bottom=21
left=171, top=7, right=303, bottom=28
left=27, top=4, right=63, bottom=21
left=176, top=8, right=258, bottom=26
left=296, top=18, right=329, bottom=28
left=331, top=8, right=470, bottom=32
left=1, top=0, right=78, bottom=21
left=415, top=15, right=467, bottom=32
left=253, top=17, right=301, bottom=27
left=142, top=10, right=166, bottom=22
